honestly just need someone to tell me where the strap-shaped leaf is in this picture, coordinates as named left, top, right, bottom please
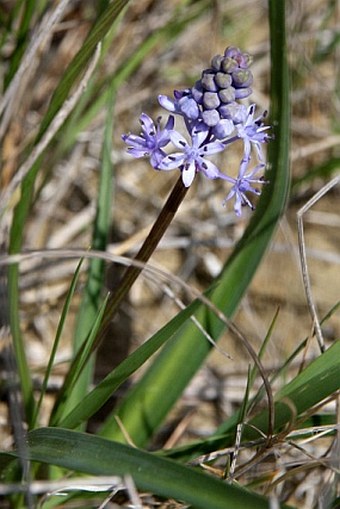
left=8, top=427, right=293, bottom=509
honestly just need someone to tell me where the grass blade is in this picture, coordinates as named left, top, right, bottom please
left=49, top=295, right=110, bottom=426
left=3, top=0, right=36, bottom=88
left=8, top=427, right=293, bottom=509
left=60, top=88, right=115, bottom=422
left=250, top=340, right=340, bottom=438
left=164, top=340, right=340, bottom=461
left=32, top=259, right=84, bottom=428
left=58, top=299, right=201, bottom=429
left=8, top=163, right=40, bottom=426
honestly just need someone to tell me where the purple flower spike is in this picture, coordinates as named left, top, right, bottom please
left=222, top=157, right=267, bottom=216
left=158, top=124, right=225, bottom=187
left=123, top=46, right=272, bottom=218
left=122, top=113, right=174, bottom=168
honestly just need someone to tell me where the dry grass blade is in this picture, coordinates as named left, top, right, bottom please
left=0, top=44, right=101, bottom=224
left=0, top=0, right=73, bottom=137
left=297, top=175, right=340, bottom=352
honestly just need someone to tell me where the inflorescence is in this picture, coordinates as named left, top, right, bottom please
left=122, top=46, right=271, bottom=216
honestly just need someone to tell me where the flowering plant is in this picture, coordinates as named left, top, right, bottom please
left=122, top=46, right=271, bottom=216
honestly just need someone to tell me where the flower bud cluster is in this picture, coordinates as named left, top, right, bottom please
left=122, top=46, right=271, bottom=216
left=192, top=47, right=253, bottom=131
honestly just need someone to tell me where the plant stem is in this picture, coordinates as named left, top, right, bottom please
left=96, top=175, right=188, bottom=345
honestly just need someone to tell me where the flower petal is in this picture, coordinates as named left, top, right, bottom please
left=122, top=134, right=147, bottom=149
left=150, top=150, right=166, bottom=168
left=164, top=114, right=175, bottom=131
left=233, top=192, right=243, bottom=216
left=199, top=159, right=223, bottom=180
left=170, top=130, right=189, bottom=150
left=139, top=113, right=155, bottom=134
left=199, top=140, right=225, bottom=156
left=212, top=119, right=234, bottom=139
left=191, top=124, right=209, bottom=147
left=178, top=96, right=199, bottom=120
left=182, top=161, right=196, bottom=187
left=158, top=94, right=176, bottom=113
left=158, top=153, right=185, bottom=170
left=127, top=148, right=148, bottom=158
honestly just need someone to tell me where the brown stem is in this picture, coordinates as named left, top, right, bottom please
left=95, top=175, right=188, bottom=345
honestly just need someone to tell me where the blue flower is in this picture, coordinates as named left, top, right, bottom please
left=158, top=123, right=225, bottom=187
left=122, top=47, right=272, bottom=218
left=158, top=91, right=200, bottom=121
left=122, top=113, right=174, bottom=168
left=222, top=156, right=267, bottom=216
left=236, top=104, right=271, bottom=163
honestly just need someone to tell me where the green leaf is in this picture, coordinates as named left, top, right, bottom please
left=8, top=427, right=293, bottom=509
left=8, top=160, right=41, bottom=426
left=3, top=0, right=36, bottom=87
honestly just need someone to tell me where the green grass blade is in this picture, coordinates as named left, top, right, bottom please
left=243, top=307, right=281, bottom=415
left=3, top=0, right=36, bottom=87
left=8, top=160, right=41, bottom=426
left=98, top=0, right=290, bottom=446
left=58, top=299, right=201, bottom=429
left=9, top=427, right=293, bottom=509
left=49, top=295, right=110, bottom=426
left=60, top=88, right=115, bottom=423
left=32, top=259, right=84, bottom=428
left=164, top=340, right=340, bottom=461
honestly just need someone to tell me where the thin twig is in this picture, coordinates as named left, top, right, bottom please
left=297, top=175, right=340, bottom=352
left=291, top=135, right=340, bottom=162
